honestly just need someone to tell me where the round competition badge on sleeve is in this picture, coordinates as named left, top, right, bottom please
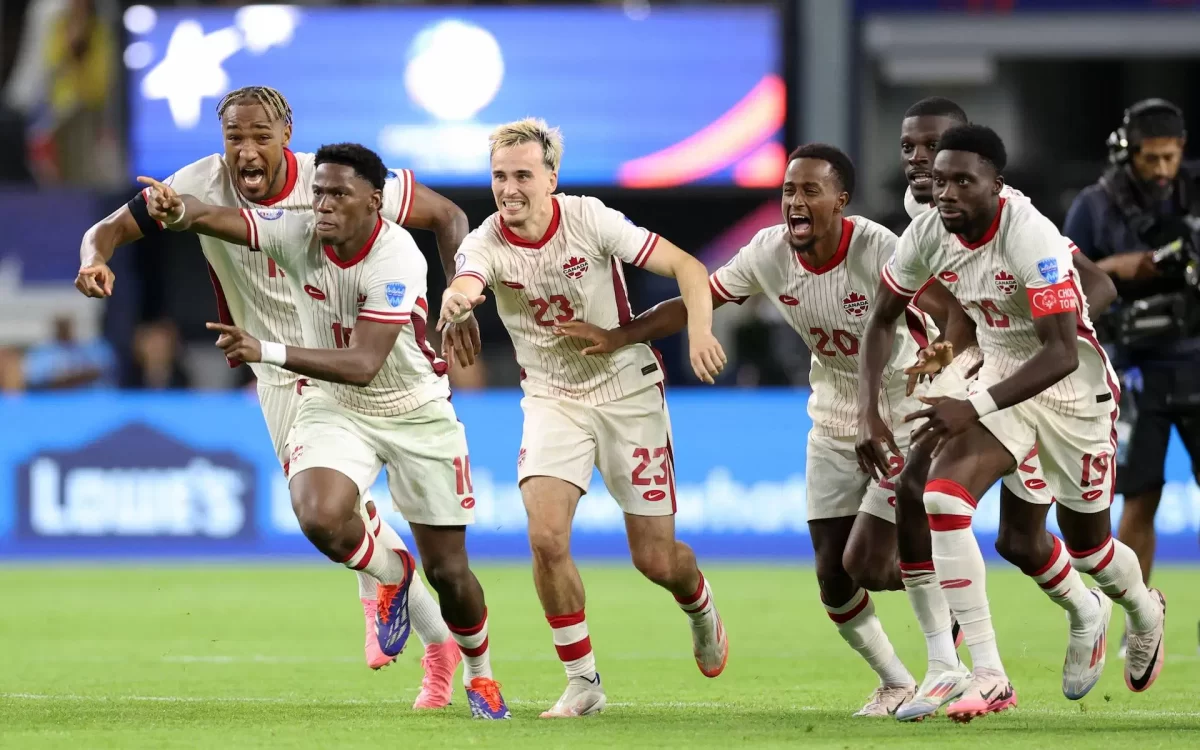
left=256, top=208, right=284, bottom=221
left=385, top=282, right=407, bottom=308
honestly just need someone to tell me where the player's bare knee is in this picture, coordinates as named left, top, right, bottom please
left=993, top=527, right=1041, bottom=571
left=842, top=545, right=888, bottom=592
left=422, top=554, right=471, bottom=597
left=527, top=525, right=571, bottom=567
left=630, top=544, right=675, bottom=586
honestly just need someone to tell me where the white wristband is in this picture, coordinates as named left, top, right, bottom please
left=968, top=390, right=998, bottom=418
left=260, top=341, right=287, bottom=366
left=165, top=201, right=186, bottom=227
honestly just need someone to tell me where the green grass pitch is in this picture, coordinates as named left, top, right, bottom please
left=1, top=563, right=1197, bottom=748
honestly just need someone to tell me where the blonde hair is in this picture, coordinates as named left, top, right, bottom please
left=489, top=118, right=563, bottom=173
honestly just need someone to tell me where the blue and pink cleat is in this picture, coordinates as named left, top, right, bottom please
left=466, top=677, right=511, bottom=719
left=374, top=549, right=417, bottom=658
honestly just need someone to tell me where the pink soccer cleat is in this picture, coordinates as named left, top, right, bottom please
left=413, top=638, right=462, bottom=709
left=946, top=669, right=1017, bottom=723
left=362, top=597, right=397, bottom=670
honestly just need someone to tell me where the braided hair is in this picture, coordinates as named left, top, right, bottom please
left=216, top=86, right=293, bottom=126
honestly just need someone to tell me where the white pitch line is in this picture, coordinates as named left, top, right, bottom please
left=2, top=693, right=1199, bottom=718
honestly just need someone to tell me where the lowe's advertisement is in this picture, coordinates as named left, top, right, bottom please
left=0, top=390, right=1197, bottom=561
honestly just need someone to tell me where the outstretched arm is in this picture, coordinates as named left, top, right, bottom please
left=554, top=292, right=727, bottom=356
left=1072, top=251, right=1117, bottom=316
left=639, top=239, right=726, bottom=383
left=855, top=281, right=909, bottom=476
left=76, top=205, right=143, bottom=297
left=208, top=319, right=401, bottom=387
left=139, top=177, right=252, bottom=246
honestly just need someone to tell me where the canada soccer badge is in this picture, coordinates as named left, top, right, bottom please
left=994, top=269, right=1017, bottom=295
left=562, top=256, right=589, bottom=280
left=842, top=290, right=869, bottom=318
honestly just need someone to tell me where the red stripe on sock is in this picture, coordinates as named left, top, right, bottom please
left=675, top=573, right=707, bottom=605
left=682, top=592, right=710, bottom=613
left=1040, top=562, right=1073, bottom=590
left=460, top=635, right=489, bottom=658
left=367, top=504, right=378, bottom=521
left=547, top=609, right=586, bottom=629
left=1067, top=534, right=1113, bottom=560
left=826, top=593, right=870, bottom=624
left=345, top=533, right=375, bottom=570
left=928, top=513, right=973, bottom=531
left=1031, top=536, right=1064, bottom=577
left=925, top=478, right=978, bottom=509
left=1088, top=543, right=1116, bottom=575
left=898, top=560, right=935, bottom=572
left=448, top=607, right=489, bottom=637
left=555, top=637, right=592, bottom=662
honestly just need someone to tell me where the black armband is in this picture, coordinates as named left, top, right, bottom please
left=126, top=191, right=164, bottom=236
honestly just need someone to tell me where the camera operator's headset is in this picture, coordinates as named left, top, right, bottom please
left=1107, top=98, right=1187, bottom=166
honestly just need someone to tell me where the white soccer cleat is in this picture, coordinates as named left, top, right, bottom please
left=853, top=683, right=916, bottom=717
left=1063, top=588, right=1112, bottom=700
left=539, top=674, right=607, bottom=718
left=894, top=662, right=971, bottom=722
left=1125, top=588, right=1166, bottom=693
left=690, top=607, right=729, bottom=678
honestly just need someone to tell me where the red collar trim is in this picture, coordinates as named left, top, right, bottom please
left=796, top=218, right=854, bottom=275
left=955, top=197, right=1006, bottom=250
left=500, top=196, right=561, bottom=249
left=255, top=149, right=299, bottom=207
left=324, top=216, right=383, bottom=269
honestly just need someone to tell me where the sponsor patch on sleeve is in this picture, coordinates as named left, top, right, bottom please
left=1026, top=279, right=1077, bottom=318
left=255, top=208, right=284, bottom=221
left=385, top=282, right=407, bottom=308
left=1037, top=257, right=1059, bottom=284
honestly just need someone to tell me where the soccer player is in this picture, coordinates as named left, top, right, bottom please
left=74, top=87, right=466, bottom=705
left=138, top=143, right=511, bottom=720
left=438, top=118, right=728, bottom=718
left=553, top=143, right=971, bottom=717
left=886, top=98, right=1123, bottom=720
left=858, top=124, right=1167, bottom=723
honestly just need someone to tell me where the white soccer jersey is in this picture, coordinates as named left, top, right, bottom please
left=884, top=198, right=1119, bottom=417
left=709, top=216, right=936, bottom=437
left=453, top=194, right=664, bottom=405
left=241, top=208, right=449, bottom=417
left=148, top=151, right=416, bottom=385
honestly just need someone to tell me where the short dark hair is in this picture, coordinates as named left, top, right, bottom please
left=786, top=143, right=856, bottom=201
left=314, top=143, right=388, bottom=191
left=903, top=97, right=968, bottom=124
left=1128, top=109, right=1186, bottom=142
left=936, top=124, right=1007, bottom=173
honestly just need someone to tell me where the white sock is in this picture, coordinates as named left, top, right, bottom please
left=900, top=560, right=959, bottom=669
left=1030, top=535, right=1100, bottom=629
left=1069, top=535, right=1160, bottom=632
left=547, top=609, right=598, bottom=680
left=339, top=526, right=409, bottom=584
left=448, top=608, right=493, bottom=685
left=824, top=588, right=914, bottom=687
left=925, top=479, right=1005, bottom=676
left=674, top=572, right=715, bottom=622
left=357, top=497, right=449, bottom=647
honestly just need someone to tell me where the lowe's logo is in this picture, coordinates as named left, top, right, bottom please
left=17, top=424, right=253, bottom=539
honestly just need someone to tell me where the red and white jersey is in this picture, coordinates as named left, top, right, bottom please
left=453, top=194, right=663, bottom=405
left=241, top=209, right=448, bottom=417
left=149, top=151, right=416, bottom=385
left=710, top=217, right=936, bottom=437
left=884, top=198, right=1119, bottom=417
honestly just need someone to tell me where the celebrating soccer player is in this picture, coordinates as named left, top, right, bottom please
left=858, top=124, right=1167, bottom=722
left=438, top=118, right=728, bottom=718
left=139, top=143, right=511, bottom=719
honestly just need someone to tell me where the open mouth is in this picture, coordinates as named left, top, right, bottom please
left=240, top=167, right=266, bottom=190
left=908, top=170, right=932, bottom=188
left=501, top=198, right=524, bottom=214
left=788, top=214, right=812, bottom=238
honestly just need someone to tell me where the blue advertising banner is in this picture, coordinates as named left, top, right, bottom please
left=125, top=5, right=784, bottom=189
left=1, top=390, right=1197, bottom=562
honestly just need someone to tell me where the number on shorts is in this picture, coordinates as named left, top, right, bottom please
left=530, top=295, right=575, bottom=326
left=1018, top=447, right=1038, bottom=473
left=331, top=322, right=353, bottom=348
left=973, top=300, right=1010, bottom=329
left=453, top=455, right=474, bottom=495
left=809, top=327, right=859, bottom=357
left=1080, top=452, right=1110, bottom=488
left=878, top=454, right=905, bottom=491
left=632, top=447, right=669, bottom=486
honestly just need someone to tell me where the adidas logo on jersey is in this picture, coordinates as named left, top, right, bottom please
left=842, top=291, right=869, bottom=318
left=994, top=270, right=1017, bottom=295
left=562, top=256, right=589, bottom=280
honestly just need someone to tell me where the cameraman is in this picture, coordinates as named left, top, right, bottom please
left=1064, top=99, right=1200, bottom=652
